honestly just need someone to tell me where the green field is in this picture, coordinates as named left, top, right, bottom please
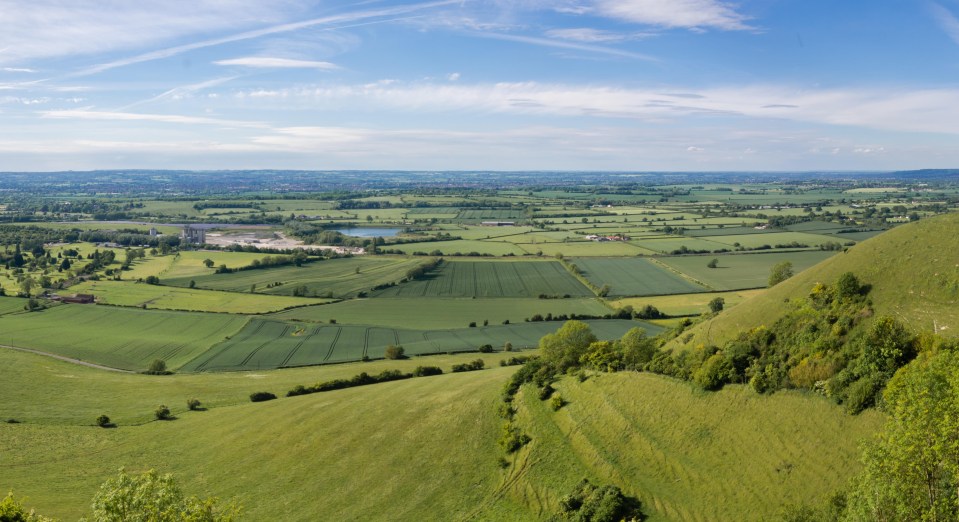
left=571, top=257, right=707, bottom=297
left=610, top=289, right=766, bottom=316
left=507, top=372, right=883, bottom=521
left=384, top=239, right=528, bottom=256
left=656, top=251, right=835, bottom=291
left=0, top=351, right=881, bottom=521
left=270, top=297, right=611, bottom=329
left=68, top=280, right=328, bottom=314
left=372, top=260, right=592, bottom=298
left=166, top=256, right=423, bottom=298
left=182, top=318, right=654, bottom=372
left=0, top=305, right=248, bottom=371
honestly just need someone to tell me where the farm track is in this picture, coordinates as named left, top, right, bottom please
left=0, top=344, right=134, bottom=373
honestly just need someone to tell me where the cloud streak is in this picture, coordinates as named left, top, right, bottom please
left=592, top=0, right=752, bottom=31
left=214, top=57, right=340, bottom=70
left=469, top=32, right=657, bottom=60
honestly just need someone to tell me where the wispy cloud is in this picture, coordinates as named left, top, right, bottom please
left=930, top=2, right=959, bottom=45
left=592, top=0, right=752, bottom=31
left=40, top=109, right=269, bottom=129
left=118, top=76, right=238, bottom=110
left=469, top=32, right=656, bottom=60
left=544, top=28, right=653, bottom=43
left=214, top=57, right=340, bottom=70
left=71, top=1, right=460, bottom=77
left=2, top=67, right=37, bottom=73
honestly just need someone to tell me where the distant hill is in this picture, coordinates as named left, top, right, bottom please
left=665, top=211, right=959, bottom=352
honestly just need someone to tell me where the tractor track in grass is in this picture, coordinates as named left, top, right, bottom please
left=0, top=344, right=134, bottom=373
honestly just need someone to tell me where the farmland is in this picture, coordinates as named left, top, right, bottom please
left=371, top=260, right=592, bottom=298
left=571, top=257, right=707, bottom=296
left=270, top=297, right=611, bottom=329
left=165, top=256, right=423, bottom=298
left=0, top=305, right=248, bottom=371
left=182, top=318, right=654, bottom=372
left=1, top=170, right=954, bottom=521
left=69, top=280, right=326, bottom=314
left=656, top=250, right=835, bottom=291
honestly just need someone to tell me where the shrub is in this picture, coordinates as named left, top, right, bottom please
left=550, top=394, right=565, bottom=411
left=539, top=383, right=556, bottom=400
left=249, top=392, right=277, bottom=403
left=96, top=414, right=112, bottom=427
left=154, top=405, right=171, bottom=420
left=498, top=422, right=531, bottom=453
left=413, top=366, right=443, bottom=377
left=186, top=398, right=201, bottom=411
left=707, top=258, right=719, bottom=268
left=557, top=479, right=644, bottom=522
left=384, top=345, right=405, bottom=360
left=144, top=359, right=171, bottom=375
left=452, top=359, right=486, bottom=373
left=478, top=344, right=494, bottom=353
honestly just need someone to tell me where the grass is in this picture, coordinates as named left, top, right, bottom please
left=67, top=280, right=327, bottom=314
left=270, top=297, right=611, bottom=329
left=610, top=289, right=766, bottom=316
left=383, top=239, right=528, bottom=256
left=0, top=305, right=248, bottom=371
left=0, top=364, right=523, bottom=521
left=182, top=318, right=654, bottom=372
left=159, top=250, right=280, bottom=280
left=372, top=260, right=592, bottom=298
left=571, top=257, right=707, bottom=297
left=656, top=250, right=835, bottom=291
left=506, top=372, right=884, bottom=521
left=666, top=213, right=959, bottom=351
left=165, top=256, right=423, bottom=298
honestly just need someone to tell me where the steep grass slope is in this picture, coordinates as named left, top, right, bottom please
left=666, top=212, right=959, bottom=351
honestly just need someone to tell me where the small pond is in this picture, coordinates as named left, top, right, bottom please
left=334, top=228, right=403, bottom=238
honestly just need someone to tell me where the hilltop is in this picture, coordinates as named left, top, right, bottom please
left=666, top=211, right=959, bottom=352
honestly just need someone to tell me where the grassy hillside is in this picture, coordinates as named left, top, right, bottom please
left=504, top=372, right=884, bottom=521
left=0, top=352, right=882, bottom=521
left=666, top=212, right=959, bottom=351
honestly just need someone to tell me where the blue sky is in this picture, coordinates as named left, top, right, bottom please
left=1, top=0, right=958, bottom=171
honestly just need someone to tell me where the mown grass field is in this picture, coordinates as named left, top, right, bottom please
left=183, top=318, right=654, bottom=372
left=0, top=346, right=523, bottom=425
left=165, top=256, right=422, bottom=298
left=0, top=305, right=248, bottom=371
left=68, top=280, right=327, bottom=314
left=372, top=260, right=592, bottom=298
left=656, top=250, right=835, bottom=291
left=270, top=297, right=611, bottom=329
left=571, top=257, right=707, bottom=296
left=507, top=372, right=884, bottom=521
left=610, top=289, right=766, bottom=316
left=159, top=250, right=280, bottom=280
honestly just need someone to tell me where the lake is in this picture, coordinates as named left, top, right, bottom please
left=334, top=227, right=402, bottom=238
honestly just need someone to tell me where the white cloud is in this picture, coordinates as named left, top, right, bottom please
left=0, top=1, right=294, bottom=66
left=930, top=2, right=959, bottom=45
left=687, top=146, right=704, bottom=152
left=469, top=32, right=656, bottom=60
left=592, top=0, right=752, bottom=31
left=447, top=72, right=461, bottom=81
left=39, top=109, right=268, bottom=129
left=228, top=81, right=959, bottom=135
left=544, top=28, right=652, bottom=42
left=214, top=57, right=339, bottom=70
left=2, top=67, right=37, bottom=73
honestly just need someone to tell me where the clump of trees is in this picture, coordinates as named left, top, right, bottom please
left=557, top=479, right=644, bottom=522
left=88, top=468, right=241, bottom=521
left=768, top=261, right=794, bottom=286
left=143, top=359, right=172, bottom=375
left=384, top=345, right=405, bottom=360
left=452, top=359, right=485, bottom=373
left=249, top=391, right=277, bottom=402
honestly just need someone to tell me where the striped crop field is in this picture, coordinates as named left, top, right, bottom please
left=181, top=319, right=658, bottom=372
left=570, top=257, right=707, bottom=297
left=0, top=304, right=248, bottom=371
left=372, top=260, right=592, bottom=297
left=165, top=256, right=423, bottom=298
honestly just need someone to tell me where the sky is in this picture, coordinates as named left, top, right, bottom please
left=1, top=0, right=959, bottom=172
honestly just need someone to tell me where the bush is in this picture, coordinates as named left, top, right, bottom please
left=154, top=405, right=172, bottom=420
left=498, top=422, right=531, bottom=453
left=413, top=365, right=443, bottom=377
left=249, top=392, right=277, bottom=403
left=478, top=344, right=494, bottom=353
left=144, top=358, right=171, bottom=375
left=96, top=414, right=112, bottom=427
left=186, top=398, right=201, bottom=411
left=557, top=479, right=644, bottom=522
left=539, top=383, right=556, bottom=400
left=384, top=344, right=405, bottom=360
left=452, top=359, right=485, bottom=373
left=550, top=394, right=565, bottom=411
